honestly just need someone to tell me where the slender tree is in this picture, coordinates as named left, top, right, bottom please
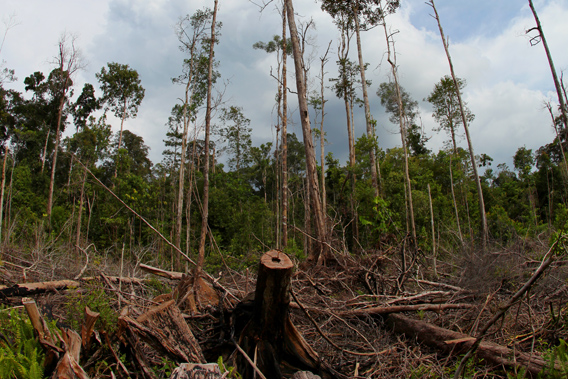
left=96, top=62, right=145, bottom=178
left=195, top=0, right=218, bottom=285
left=427, top=76, right=473, bottom=155
left=173, top=9, right=218, bottom=267
left=286, top=0, right=328, bottom=264
left=427, top=0, right=488, bottom=245
left=47, top=33, right=83, bottom=219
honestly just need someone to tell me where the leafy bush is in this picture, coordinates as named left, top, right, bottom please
left=64, top=281, right=118, bottom=334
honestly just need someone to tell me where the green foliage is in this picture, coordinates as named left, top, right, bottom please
left=0, top=306, right=46, bottom=379
left=217, top=356, right=242, bottom=378
left=64, top=282, right=118, bottom=334
left=541, top=339, right=568, bottom=378
left=152, top=356, right=177, bottom=379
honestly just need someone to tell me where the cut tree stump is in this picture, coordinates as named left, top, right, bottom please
left=235, top=250, right=336, bottom=379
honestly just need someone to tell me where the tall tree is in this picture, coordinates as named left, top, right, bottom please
left=219, top=106, right=252, bottom=172
left=195, top=0, right=218, bottom=286
left=426, top=76, right=473, bottom=155
left=286, top=0, right=328, bottom=264
left=96, top=62, right=145, bottom=177
left=377, top=14, right=417, bottom=250
left=253, top=28, right=292, bottom=248
left=428, top=0, right=488, bottom=246
left=47, top=33, right=83, bottom=220
left=173, top=8, right=219, bottom=267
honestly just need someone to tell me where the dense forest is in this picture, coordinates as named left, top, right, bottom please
left=2, top=0, right=568, bottom=378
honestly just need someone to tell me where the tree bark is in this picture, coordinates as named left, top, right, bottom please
left=285, top=0, right=327, bottom=265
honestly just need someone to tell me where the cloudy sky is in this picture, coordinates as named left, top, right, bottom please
left=1, top=0, right=567, bottom=170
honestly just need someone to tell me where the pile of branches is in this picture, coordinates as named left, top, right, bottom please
left=1, top=235, right=568, bottom=378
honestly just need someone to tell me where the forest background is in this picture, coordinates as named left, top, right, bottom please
left=0, top=0, right=567, bottom=271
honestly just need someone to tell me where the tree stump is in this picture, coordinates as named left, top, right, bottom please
left=235, top=250, right=336, bottom=379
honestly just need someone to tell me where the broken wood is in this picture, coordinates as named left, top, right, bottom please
left=387, top=313, right=551, bottom=376
left=118, top=299, right=205, bottom=364
left=52, top=328, right=89, bottom=379
left=81, top=306, right=100, bottom=351
left=22, top=298, right=62, bottom=372
left=169, top=363, right=223, bottom=379
left=0, top=276, right=145, bottom=298
left=174, top=274, right=219, bottom=314
left=140, top=263, right=184, bottom=280
left=235, top=250, right=336, bottom=379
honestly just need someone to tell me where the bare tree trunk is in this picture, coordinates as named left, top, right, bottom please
left=41, top=124, right=49, bottom=174
left=382, top=19, right=417, bottom=249
left=429, top=0, right=488, bottom=247
left=75, top=165, right=87, bottom=253
left=47, top=93, right=67, bottom=219
left=195, top=0, right=218, bottom=285
left=338, top=21, right=359, bottom=250
left=528, top=0, right=568, bottom=130
left=319, top=43, right=331, bottom=239
left=176, top=56, right=198, bottom=270
left=285, top=0, right=327, bottom=265
left=113, top=100, right=128, bottom=179
left=427, top=184, right=437, bottom=278
left=282, top=4, right=289, bottom=249
left=449, top=155, right=463, bottom=243
left=0, top=144, right=8, bottom=245
left=353, top=0, right=379, bottom=198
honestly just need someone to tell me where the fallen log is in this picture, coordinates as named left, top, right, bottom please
left=0, top=276, right=145, bottom=297
left=140, top=263, right=183, bottom=280
left=387, top=313, right=550, bottom=377
left=341, top=302, right=474, bottom=317
left=235, top=250, right=337, bottom=379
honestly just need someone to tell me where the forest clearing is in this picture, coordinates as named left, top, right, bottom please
left=1, top=0, right=568, bottom=377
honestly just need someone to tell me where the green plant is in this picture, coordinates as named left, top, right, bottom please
left=64, top=281, right=118, bottom=334
left=0, top=306, right=46, bottom=379
left=152, top=357, right=177, bottom=379
left=217, top=356, right=242, bottom=378
left=541, top=338, right=568, bottom=378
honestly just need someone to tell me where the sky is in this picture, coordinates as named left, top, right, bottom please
left=1, top=0, right=567, bottom=172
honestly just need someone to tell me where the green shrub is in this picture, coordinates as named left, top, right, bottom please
left=64, top=281, right=118, bottom=334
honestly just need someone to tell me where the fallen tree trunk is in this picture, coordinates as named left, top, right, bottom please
left=341, top=303, right=474, bottom=317
left=0, top=276, right=145, bottom=297
left=140, top=263, right=183, bottom=280
left=387, top=313, right=550, bottom=377
left=235, top=250, right=336, bottom=379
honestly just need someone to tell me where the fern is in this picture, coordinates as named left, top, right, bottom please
left=0, top=306, right=45, bottom=379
